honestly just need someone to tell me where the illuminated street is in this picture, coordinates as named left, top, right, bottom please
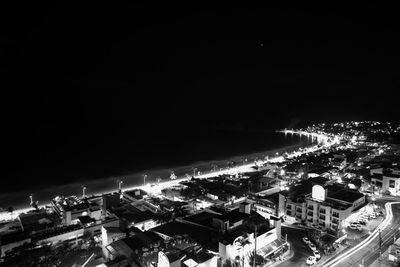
left=320, top=201, right=400, bottom=267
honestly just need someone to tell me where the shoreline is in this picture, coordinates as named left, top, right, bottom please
left=0, top=130, right=331, bottom=220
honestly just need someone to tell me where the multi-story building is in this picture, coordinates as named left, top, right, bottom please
left=51, top=196, right=102, bottom=225
left=371, top=169, right=400, bottom=196
left=282, top=184, right=365, bottom=232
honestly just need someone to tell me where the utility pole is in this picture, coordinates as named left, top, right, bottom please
left=82, top=186, right=87, bottom=198
left=379, top=229, right=382, bottom=258
left=117, top=179, right=123, bottom=194
left=253, top=225, right=257, bottom=267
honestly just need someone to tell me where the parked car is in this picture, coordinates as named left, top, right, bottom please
left=309, top=243, right=317, bottom=251
left=349, top=225, right=358, bottom=230
left=313, top=250, right=321, bottom=260
left=303, top=237, right=311, bottom=244
left=306, top=256, right=317, bottom=265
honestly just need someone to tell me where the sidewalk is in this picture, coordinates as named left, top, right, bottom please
left=266, top=247, right=294, bottom=267
left=314, top=243, right=352, bottom=267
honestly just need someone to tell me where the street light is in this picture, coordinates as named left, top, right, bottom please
left=82, top=186, right=87, bottom=198
left=117, top=179, right=123, bottom=193
left=143, top=174, right=147, bottom=186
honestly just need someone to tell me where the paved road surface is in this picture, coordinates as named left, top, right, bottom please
left=321, top=201, right=400, bottom=267
left=277, top=226, right=315, bottom=267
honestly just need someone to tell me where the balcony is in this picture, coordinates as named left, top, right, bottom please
left=319, top=216, right=326, bottom=221
left=332, top=213, right=339, bottom=218
left=308, top=206, right=314, bottom=210
left=319, top=209, right=326, bottom=214
left=307, top=212, right=313, bottom=217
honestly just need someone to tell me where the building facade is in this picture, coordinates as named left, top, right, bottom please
left=282, top=185, right=365, bottom=231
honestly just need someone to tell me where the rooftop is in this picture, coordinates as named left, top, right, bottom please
left=215, top=209, right=250, bottom=223
left=124, top=189, right=148, bottom=200
left=185, top=211, right=216, bottom=228
left=0, top=231, right=30, bottom=246
left=151, top=221, right=218, bottom=248
left=328, top=189, right=365, bottom=204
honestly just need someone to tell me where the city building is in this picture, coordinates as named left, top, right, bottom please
left=282, top=182, right=366, bottom=231
left=101, top=226, right=126, bottom=259
left=371, top=169, right=400, bottom=196
left=51, top=196, right=102, bottom=225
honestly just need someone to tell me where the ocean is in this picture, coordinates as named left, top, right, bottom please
left=1, top=130, right=315, bottom=209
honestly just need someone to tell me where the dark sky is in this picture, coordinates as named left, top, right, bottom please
left=1, top=3, right=399, bottom=190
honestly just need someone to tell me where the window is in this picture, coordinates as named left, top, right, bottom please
left=308, top=205, right=314, bottom=210
left=308, top=212, right=313, bottom=217
left=320, top=209, right=326, bottom=214
left=389, top=180, right=395, bottom=188
left=332, top=212, right=339, bottom=218
left=287, top=211, right=292, bottom=216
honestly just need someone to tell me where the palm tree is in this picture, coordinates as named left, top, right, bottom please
left=247, top=251, right=264, bottom=267
left=234, top=235, right=251, bottom=267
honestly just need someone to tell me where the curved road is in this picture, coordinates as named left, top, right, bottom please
left=321, top=201, right=400, bottom=267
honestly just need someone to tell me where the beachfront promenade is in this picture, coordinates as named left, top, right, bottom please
left=0, top=130, right=339, bottom=222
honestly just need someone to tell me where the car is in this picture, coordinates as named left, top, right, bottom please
left=303, top=237, right=311, bottom=244
left=309, top=243, right=317, bottom=251
left=356, top=220, right=366, bottom=225
left=349, top=225, right=358, bottom=230
left=313, top=250, right=321, bottom=260
left=306, top=256, right=317, bottom=265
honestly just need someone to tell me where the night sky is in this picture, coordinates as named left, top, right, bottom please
left=1, top=3, right=399, bottom=192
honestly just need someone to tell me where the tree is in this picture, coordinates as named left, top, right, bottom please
left=234, top=235, right=251, bottom=267
left=247, top=251, right=265, bottom=267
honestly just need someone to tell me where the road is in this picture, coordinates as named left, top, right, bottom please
left=277, top=226, right=315, bottom=267
left=321, top=201, right=400, bottom=267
